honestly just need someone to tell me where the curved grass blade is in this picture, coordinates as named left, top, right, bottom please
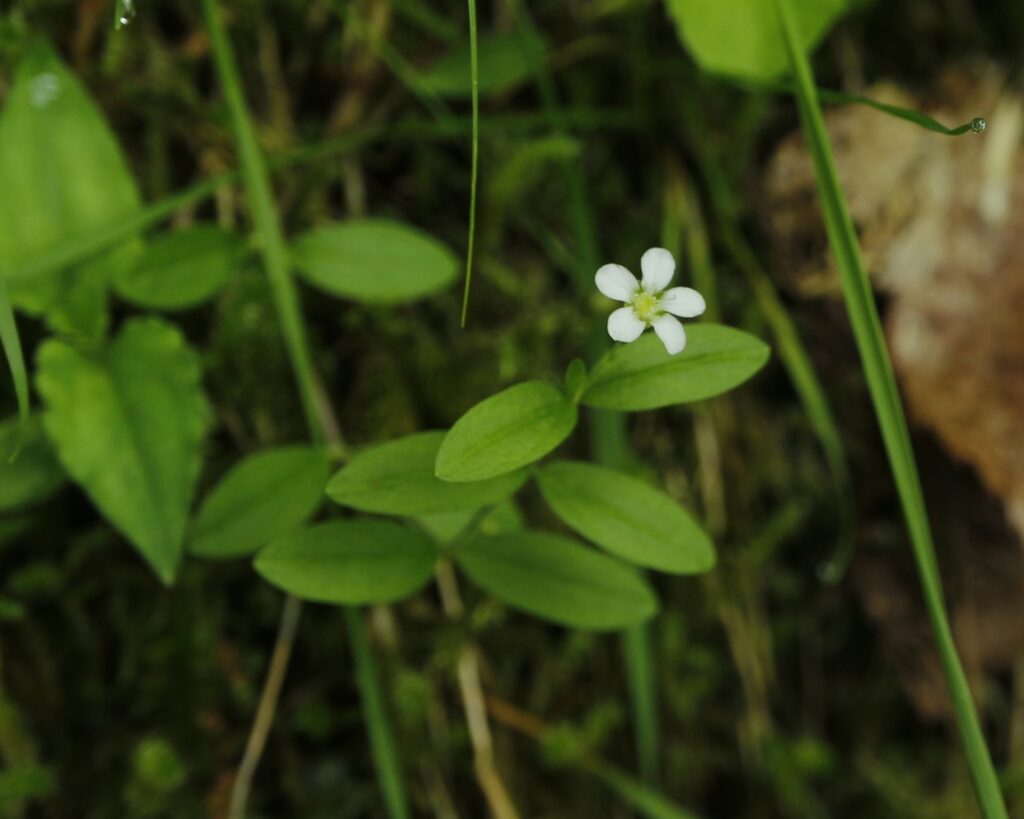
left=732, top=75, right=986, bottom=136
left=459, top=0, right=480, bottom=327
left=773, top=0, right=1008, bottom=815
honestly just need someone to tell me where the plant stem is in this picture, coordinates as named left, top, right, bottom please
left=201, top=1, right=408, bottom=815
left=227, top=594, right=302, bottom=819
left=773, top=0, right=1008, bottom=815
left=344, top=607, right=411, bottom=819
left=436, top=559, right=520, bottom=819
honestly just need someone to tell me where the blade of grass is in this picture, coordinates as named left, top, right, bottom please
left=507, top=0, right=657, bottom=786
left=200, top=1, right=408, bottom=816
left=584, top=759, right=702, bottom=819
left=731, top=76, right=986, bottom=136
left=459, top=0, right=480, bottom=327
left=773, top=0, right=1008, bottom=815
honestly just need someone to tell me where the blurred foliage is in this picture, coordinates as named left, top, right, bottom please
left=0, top=0, right=1021, bottom=817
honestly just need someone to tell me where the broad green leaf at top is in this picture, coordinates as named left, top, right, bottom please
left=536, top=460, right=715, bottom=574
left=189, top=445, right=330, bottom=559
left=0, top=38, right=140, bottom=324
left=455, top=531, right=657, bottom=630
left=665, top=0, right=848, bottom=80
left=436, top=381, right=578, bottom=482
left=420, top=31, right=545, bottom=98
left=254, top=520, right=437, bottom=605
left=582, top=324, right=769, bottom=411
left=327, top=431, right=527, bottom=516
left=291, top=219, right=458, bottom=305
left=35, top=318, right=210, bottom=584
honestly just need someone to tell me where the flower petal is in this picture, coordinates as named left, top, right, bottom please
left=660, top=287, right=706, bottom=318
left=640, top=247, right=675, bottom=293
left=652, top=314, right=686, bottom=355
left=607, top=306, right=646, bottom=343
left=595, top=264, right=639, bottom=301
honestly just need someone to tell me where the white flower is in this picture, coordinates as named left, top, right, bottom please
left=595, top=248, right=706, bottom=355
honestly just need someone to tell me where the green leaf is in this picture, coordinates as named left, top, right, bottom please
left=563, top=358, right=588, bottom=403
left=665, top=0, right=847, bottom=80
left=189, top=445, right=330, bottom=559
left=455, top=531, right=658, bottom=630
left=0, top=416, right=65, bottom=512
left=436, top=381, right=577, bottom=482
left=582, top=324, right=769, bottom=411
left=327, top=431, right=526, bottom=516
left=292, top=219, right=458, bottom=305
left=114, top=226, right=245, bottom=310
left=420, top=31, right=545, bottom=98
left=536, top=460, right=714, bottom=574
left=416, top=498, right=523, bottom=545
left=35, top=318, right=210, bottom=584
left=254, top=520, right=437, bottom=605
left=0, top=38, right=141, bottom=332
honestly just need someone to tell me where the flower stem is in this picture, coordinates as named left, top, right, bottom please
left=773, top=0, right=1007, bottom=814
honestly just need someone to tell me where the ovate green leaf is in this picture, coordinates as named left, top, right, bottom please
left=455, top=531, right=658, bottom=630
left=115, top=226, right=245, bottom=310
left=254, top=520, right=436, bottom=604
left=421, top=31, right=545, bottom=98
left=292, top=219, right=458, bottom=305
left=327, top=431, right=526, bottom=516
left=36, top=318, right=210, bottom=583
left=436, top=381, right=577, bottom=482
left=189, top=445, right=330, bottom=559
left=536, top=460, right=714, bottom=574
left=665, top=0, right=848, bottom=80
left=582, top=325, right=769, bottom=411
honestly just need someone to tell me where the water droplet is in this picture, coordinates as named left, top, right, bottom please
left=116, top=0, right=135, bottom=28
left=971, top=117, right=987, bottom=134
left=29, top=73, right=60, bottom=108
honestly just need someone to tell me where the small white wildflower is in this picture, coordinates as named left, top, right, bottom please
left=595, top=248, right=706, bottom=356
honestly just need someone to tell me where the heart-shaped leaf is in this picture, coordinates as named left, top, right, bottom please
left=455, top=531, right=658, bottom=630
left=436, top=381, right=577, bottom=482
left=327, top=431, right=527, bottom=516
left=582, top=324, right=769, bottom=411
left=189, top=445, right=330, bottom=559
left=292, top=219, right=458, bottom=305
left=36, top=318, right=210, bottom=583
left=254, top=520, right=436, bottom=605
left=536, top=460, right=714, bottom=574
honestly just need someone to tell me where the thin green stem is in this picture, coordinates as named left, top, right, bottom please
left=345, top=607, right=410, bottom=819
left=508, top=0, right=655, bottom=785
left=200, top=1, right=408, bottom=815
left=459, top=0, right=480, bottom=327
left=0, top=277, right=29, bottom=434
left=773, top=0, right=1007, bottom=815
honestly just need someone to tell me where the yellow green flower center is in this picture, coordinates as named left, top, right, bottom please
left=631, top=291, right=661, bottom=323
